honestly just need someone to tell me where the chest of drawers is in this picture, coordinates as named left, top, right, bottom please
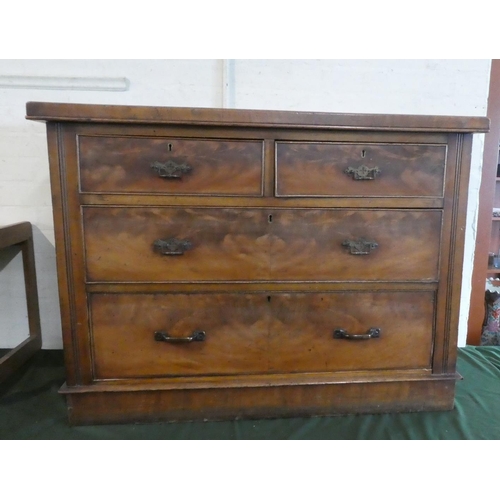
left=26, top=102, right=489, bottom=425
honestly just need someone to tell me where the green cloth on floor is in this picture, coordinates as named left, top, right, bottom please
left=1, top=346, right=499, bottom=439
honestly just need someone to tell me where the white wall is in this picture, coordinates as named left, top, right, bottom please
left=0, top=59, right=491, bottom=349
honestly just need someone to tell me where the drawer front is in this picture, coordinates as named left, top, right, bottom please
left=83, top=208, right=441, bottom=282
left=78, top=135, right=264, bottom=195
left=90, top=292, right=434, bottom=380
left=83, top=207, right=271, bottom=282
left=276, top=142, right=446, bottom=198
left=268, top=292, right=434, bottom=373
left=270, top=209, right=441, bottom=282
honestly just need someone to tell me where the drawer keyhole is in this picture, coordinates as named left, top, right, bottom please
left=361, top=149, right=366, bottom=158
left=267, top=296, right=271, bottom=302
left=168, top=143, right=173, bottom=152
left=268, top=214, right=273, bottom=223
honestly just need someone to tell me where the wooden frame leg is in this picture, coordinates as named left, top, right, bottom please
left=0, top=222, right=42, bottom=384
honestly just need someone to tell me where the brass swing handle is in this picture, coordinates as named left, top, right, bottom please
left=151, top=160, right=192, bottom=179
left=334, top=328, right=381, bottom=340
left=153, top=237, right=192, bottom=256
left=154, top=330, right=206, bottom=343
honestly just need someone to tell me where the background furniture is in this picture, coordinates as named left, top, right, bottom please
left=0, top=222, right=42, bottom=384
left=26, top=102, right=488, bottom=425
left=468, top=59, right=500, bottom=344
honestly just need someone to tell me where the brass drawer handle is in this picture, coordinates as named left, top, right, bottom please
left=344, top=165, right=380, bottom=180
left=342, top=239, right=378, bottom=255
left=334, top=328, right=381, bottom=340
left=153, top=237, right=192, bottom=256
left=154, top=330, right=206, bottom=343
left=151, top=160, right=192, bottom=179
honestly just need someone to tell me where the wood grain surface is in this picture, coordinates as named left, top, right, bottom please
left=83, top=207, right=442, bottom=282
left=276, top=142, right=446, bottom=197
left=78, top=136, right=264, bottom=195
left=83, top=207, right=271, bottom=282
left=26, top=101, right=490, bottom=133
left=90, top=291, right=434, bottom=379
left=270, top=209, right=442, bottom=281
left=64, top=377, right=456, bottom=424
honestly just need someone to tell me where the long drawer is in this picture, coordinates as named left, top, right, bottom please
left=83, top=207, right=442, bottom=282
left=276, top=141, right=447, bottom=198
left=90, top=291, right=435, bottom=380
left=78, top=135, right=264, bottom=195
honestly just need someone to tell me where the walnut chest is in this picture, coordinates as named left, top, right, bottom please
left=26, top=102, right=489, bottom=425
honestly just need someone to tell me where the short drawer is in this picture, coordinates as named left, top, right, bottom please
left=275, top=142, right=446, bottom=198
left=83, top=207, right=271, bottom=282
left=270, top=209, right=442, bottom=282
left=90, top=291, right=434, bottom=380
left=78, top=135, right=264, bottom=195
left=82, top=207, right=442, bottom=282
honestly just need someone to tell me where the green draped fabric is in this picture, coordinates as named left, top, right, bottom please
left=1, top=346, right=499, bottom=439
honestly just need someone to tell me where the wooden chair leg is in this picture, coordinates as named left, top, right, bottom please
left=0, top=222, right=42, bottom=384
